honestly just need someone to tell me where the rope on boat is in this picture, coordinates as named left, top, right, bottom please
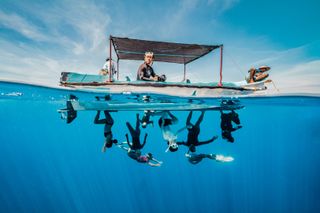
left=271, top=80, right=280, bottom=92
left=224, top=51, right=246, bottom=79
left=80, top=74, right=87, bottom=83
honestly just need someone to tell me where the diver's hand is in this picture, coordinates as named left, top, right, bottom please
left=151, top=76, right=158, bottom=81
left=212, top=135, right=218, bottom=141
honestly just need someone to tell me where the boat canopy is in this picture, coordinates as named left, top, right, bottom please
left=110, top=36, right=222, bottom=64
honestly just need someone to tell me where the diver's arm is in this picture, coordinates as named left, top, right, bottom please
left=150, top=156, right=163, bottom=164
left=229, top=125, right=242, bottom=132
left=197, top=136, right=218, bottom=146
left=195, top=111, right=205, bottom=127
left=197, top=140, right=213, bottom=146
left=233, top=125, right=242, bottom=131
left=176, top=141, right=187, bottom=146
left=94, top=111, right=106, bottom=124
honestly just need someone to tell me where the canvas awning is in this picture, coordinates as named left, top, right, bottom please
left=110, top=36, right=222, bottom=64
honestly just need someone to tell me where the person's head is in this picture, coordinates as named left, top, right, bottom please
left=222, top=131, right=234, bottom=143
left=144, top=51, right=154, bottom=65
left=189, top=145, right=196, bottom=153
left=105, top=138, right=113, bottom=148
left=169, top=143, right=178, bottom=152
left=106, top=58, right=110, bottom=62
left=146, top=153, right=153, bottom=159
left=142, top=121, right=147, bottom=128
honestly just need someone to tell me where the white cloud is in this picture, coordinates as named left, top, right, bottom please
left=0, top=0, right=113, bottom=86
left=0, top=0, right=319, bottom=95
left=207, top=0, right=239, bottom=12
left=0, top=11, right=48, bottom=41
left=271, top=60, right=320, bottom=94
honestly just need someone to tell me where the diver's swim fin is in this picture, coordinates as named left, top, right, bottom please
left=215, top=155, right=234, bottom=162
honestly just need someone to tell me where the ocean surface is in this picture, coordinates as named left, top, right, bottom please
left=1, top=81, right=320, bottom=213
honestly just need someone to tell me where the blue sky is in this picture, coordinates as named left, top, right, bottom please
left=0, top=0, right=319, bottom=94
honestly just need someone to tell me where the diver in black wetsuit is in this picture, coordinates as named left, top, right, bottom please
left=139, top=110, right=154, bottom=128
left=116, top=114, right=162, bottom=167
left=125, top=113, right=148, bottom=151
left=177, top=111, right=218, bottom=152
left=220, top=110, right=242, bottom=143
left=94, top=110, right=118, bottom=152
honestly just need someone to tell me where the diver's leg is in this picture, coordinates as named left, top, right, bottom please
left=104, top=111, right=114, bottom=125
left=189, top=156, right=204, bottom=164
left=249, top=68, right=256, bottom=83
left=207, top=154, right=217, bottom=160
left=186, top=111, right=192, bottom=126
left=195, top=111, right=205, bottom=127
left=126, top=122, right=135, bottom=136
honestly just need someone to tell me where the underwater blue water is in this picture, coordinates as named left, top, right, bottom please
left=1, top=81, right=320, bottom=213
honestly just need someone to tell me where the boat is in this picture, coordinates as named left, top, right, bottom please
left=60, top=36, right=271, bottom=98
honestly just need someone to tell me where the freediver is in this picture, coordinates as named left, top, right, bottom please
left=158, top=111, right=180, bottom=152
left=177, top=111, right=218, bottom=152
left=117, top=113, right=162, bottom=167
left=220, top=110, right=242, bottom=143
left=139, top=110, right=154, bottom=128
left=94, top=110, right=118, bottom=152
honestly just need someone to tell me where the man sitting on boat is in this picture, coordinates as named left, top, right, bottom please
left=137, top=51, right=166, bottom=82
left=100, top=58, right=116, bottom=78
left=247, top=66, right=270, bottom=83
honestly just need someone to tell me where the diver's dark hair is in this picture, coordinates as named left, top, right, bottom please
left=106, top=141, right=113, bottom=148
left=169, top=146, right=178, bottom=152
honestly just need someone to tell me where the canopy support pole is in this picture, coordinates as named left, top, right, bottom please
left=183, top=64, right=186, bottom=82
left=218, top=45, right=223, bottom=87
left=109, top=36, right=112, bottom=82
left=117, top=59, right=119, bottom=80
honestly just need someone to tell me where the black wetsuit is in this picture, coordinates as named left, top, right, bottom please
left=158, top=118, right=173, bottom=127
left=220, top=111, right=241, bottom=143
left=137, top=63, right=156, bottom=81
left=126, top=117, right=147, bottom=150
left=177, top=111, right=215, bottom=152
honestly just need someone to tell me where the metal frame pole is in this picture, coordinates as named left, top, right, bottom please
left=117, top=59, right=119, bottom=80
left=218, top=45, right=223, bottom=87
left=183, top=64, right=186, bottom=82
left=109, top=36, right=112, bottom=82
